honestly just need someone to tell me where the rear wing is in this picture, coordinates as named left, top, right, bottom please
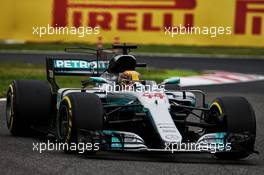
left=46, top=58, right=108, bottom=91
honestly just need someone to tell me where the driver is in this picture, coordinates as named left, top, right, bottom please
left=117, top=70, right=142, bottom=90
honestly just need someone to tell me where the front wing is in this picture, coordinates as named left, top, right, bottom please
left=79, top=130, right=251, bottom=154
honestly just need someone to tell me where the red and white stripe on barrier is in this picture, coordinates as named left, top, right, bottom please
left=180, top=71, right=264, bottom=87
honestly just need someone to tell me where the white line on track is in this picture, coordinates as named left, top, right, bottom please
left=179, top=71, right=264, bottom=87
left=0, top=98, right=6, bottom=102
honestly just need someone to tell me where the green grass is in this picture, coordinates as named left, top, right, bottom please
left=0, top=63, right=199, bottom=97
left=1, top=43, right=264, bottom=56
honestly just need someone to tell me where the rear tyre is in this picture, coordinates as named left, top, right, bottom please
left=56, top=93, right=103, bottom=153
left=6, top=80, right=52, bottom=136
left=209, top=96, right=256, bottom=160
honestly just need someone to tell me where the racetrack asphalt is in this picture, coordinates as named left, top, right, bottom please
left=0, top=52, right=264, bottom=175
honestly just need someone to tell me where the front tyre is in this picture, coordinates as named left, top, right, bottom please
left=56, top=93, right=104, bottom=153
left=209, top=96, right=256, bottom=160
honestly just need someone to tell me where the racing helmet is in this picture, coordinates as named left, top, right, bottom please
left=117, top=70, right=142, bottom=87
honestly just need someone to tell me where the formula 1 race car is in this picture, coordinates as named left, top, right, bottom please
left=6, top=44, right=257, bottom=159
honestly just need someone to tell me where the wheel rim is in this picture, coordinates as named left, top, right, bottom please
left=207, top=102, right=225, bottom=132
left=58, top=105, right=69, bottom=140
left=6, top=90, right=14, bottom=130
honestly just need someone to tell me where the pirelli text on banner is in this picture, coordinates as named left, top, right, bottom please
left=0, top=0, right=264, bottom=47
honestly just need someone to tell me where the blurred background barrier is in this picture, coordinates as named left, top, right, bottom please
left=0, top=0, right=264, bottom=47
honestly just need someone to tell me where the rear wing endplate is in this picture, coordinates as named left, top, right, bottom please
left=46, top=58, right=108, bottom=91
